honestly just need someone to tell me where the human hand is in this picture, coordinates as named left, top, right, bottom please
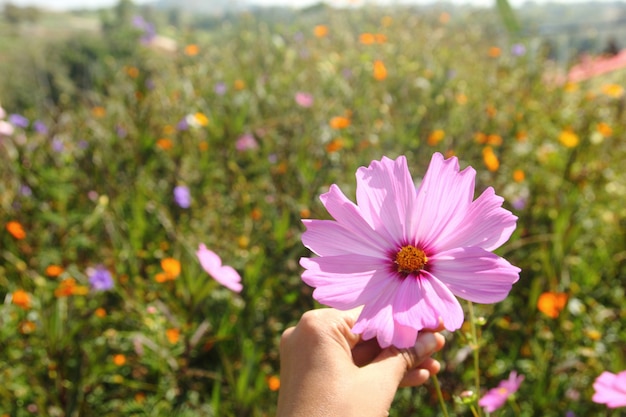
left=276, top=308, right=446, bottom=417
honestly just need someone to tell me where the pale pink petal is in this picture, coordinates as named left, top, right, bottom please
left=435, top=187, right=518, bottom=252
left=393, top=273, right=464, bottom=332
left=430, top=247, right=520, bottom=303
left=300, top=255, right=396, bottom=309
left=413, top=153, right=477, bottom=249
left=355, top=156, right=416, bottom=244
left=593, top=371, right=626, bottom=408
left=196, top=244, right=242, bottom=293
left=302, top=219, right=388, bottom=258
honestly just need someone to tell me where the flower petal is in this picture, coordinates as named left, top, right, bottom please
left=196, top=244, right=242, bottom=293
left=413, top=153, right=477, bottom=249
left=301, top=219, right=387, bottom=258
left=355, top=156, right=416, bottom=244
left=593, top=371, right=626, bottom=408
left=435, top=187, right=518, bottom=252
left=393, top=273, right=464, bottom=332
left=300, top=255, right=395, bottom=309
left=430, top=247, right=520, bottom=303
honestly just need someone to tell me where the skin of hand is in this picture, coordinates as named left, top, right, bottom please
left=276, top=308, right=446, bottom=417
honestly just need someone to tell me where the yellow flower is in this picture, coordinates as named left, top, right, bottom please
left=601, top=83, right=624, bottom=98
left=427, top=129, right=445, bottom=146
left=92, top=106, right=106, bottom=118
left=482, top=146, right=500, bottom=172
left=6, top=221, right=26, bottom=240
left=558, top=130, right=579, bottom=148
left=455, top=93, right=467, bottom=105
left=313, top=25, right=328, bottom=38
left=373, top=60, right=387, bottom=81
left=194, top=112, right=209, bottom=127
left=381, top=16, right=393, bottom=27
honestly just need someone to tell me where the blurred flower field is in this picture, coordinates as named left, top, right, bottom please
left=1, top=2, right=626, bottom=416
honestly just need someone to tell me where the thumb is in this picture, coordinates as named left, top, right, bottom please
left=360, top=332, right=444, bottom=388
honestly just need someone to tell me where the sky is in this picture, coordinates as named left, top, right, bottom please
left=1, top=0, right=621, bottom=11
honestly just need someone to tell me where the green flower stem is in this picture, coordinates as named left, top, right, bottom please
left=467, top=301, right=482, bottom=417
left=431, top=374, right=450, bottom=417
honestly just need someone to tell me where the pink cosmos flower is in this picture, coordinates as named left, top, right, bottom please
left=478, top=371, right=525, bottom=412
left=295, top=92, right=314, bottom=108
left=235, top=133, right=258, bottom=152
left=196, top=244, right=243, bottom=293
left=300, top=153, right=520, bottom=348
left=592, top=370, right=626, bottom=408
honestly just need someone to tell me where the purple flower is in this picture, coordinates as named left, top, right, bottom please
left=299, top=154, right=520, bottom=348
left=235, top=133, right=258, bottom=152
left=88, top=266, right=114, bottom=291
left=115, top=124, right=127, bottom=138
left=132, top=15, right=147, bottom=29
left=196, top=244, right=243, bottom=292
left=33, top=120, right=48, bottom=134
left=51, top=137, right=64, bottom=152
left=511, top=196, right=527, bottom=211
left=295, top=92, right=314, bottom=108
left=176, top=117, right=189, bottom=131
left=214, top=82, right=227, bottom=96
left=9, top=114, right=28, bottom=128
left=592, top=370, right=626, bottom=408
left=173, top=185, right=191, bottom=208
left=478, top=371, right=525, bottom=412
left=20, top=185, right=32, bottom=197
left=511, top=43, right=526, bottom=56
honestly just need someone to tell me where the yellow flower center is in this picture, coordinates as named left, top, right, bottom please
left=395, top=245, right=428, bottom=274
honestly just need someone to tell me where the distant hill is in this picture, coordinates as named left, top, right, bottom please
left=148, top=0, right=252, bottom=14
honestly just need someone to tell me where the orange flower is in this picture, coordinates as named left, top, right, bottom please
left=156, top=138, right=173, bottom=150
left=54, top=278, right=89, bottom=297
left=488, top=46, right=501, bottom=58
left=374, top=33, right=387, bottom=44
left=6, top=221, right=26, bottom=240
left=515, top=131, right=528, bottom=142
left=92, top=106, right=106, bottom=118
left=161, top=258, right=181, bottom=280
left=439, top=12, right=450, bottom=24
left=198, top=141, right=209, bottom=151
left=427, top=129, right=445, bottom=146
left=184, top=44, right=199, bottom=56
left=251, top=207, right=263, bottom=221
left=474, top=132, right=487, bottom=144
left=19, top=320, right=36, bottom=334
left=329, top=116, right=351, bottom=129
left=113, top=354, right=126, bottom=366
left=359, top=33, right=376, bottom=45
left=485, top=104, right=497, bottom=118
left=313, top=25, right=328, bottom=38
left=166, top=328, right=180, bottom=344
left=95, top=307, right=107, bottom=318
left=537, top=292, right=568, bottom=318
left=325, top=138, right=344, bottom=153
left=482, top=146, right=500, bottom=172
left=597, top=122, right=613, bottom=137
left=373, top=60, right=387, bottom=81
left=12, top=290, right=31, bottom=309
left=267, top=375, right=280, bottom=391
left=234, top=79, right=246, bottom=90
left=45, top=265, right=64, bottom=277
left=512, top=169, right=525, bottom=183
left=125, top=66, right=139, bottom=78
left=162, top=124, right=175, bottom=135
left=558, top=129, right=579, bottom=148
left=455, top=93, right=468, bottom=105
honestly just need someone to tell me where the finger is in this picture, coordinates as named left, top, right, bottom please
left=399, top=358, right=441, bottom=387
left=352, top=337, right=382, bottom=367
left=400, top=332, right=445, bottom=369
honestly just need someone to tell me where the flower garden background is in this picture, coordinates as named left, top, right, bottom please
left=1, top=1, right=625, bottom=415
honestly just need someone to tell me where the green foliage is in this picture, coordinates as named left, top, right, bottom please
left=1, top=2, right=626, bottom=416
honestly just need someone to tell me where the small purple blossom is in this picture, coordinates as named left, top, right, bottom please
left=51, top=137, right=64, bottom=152
left=33, top=120, right=48, bottom=134
left=9, top=114, right=28, bottom=128
left=214, top=82, right=227, bottom=96
left=511, top=196, right=527, bottom=211
left=176, top=117, right=189, bottom=131
left=478, top=371, right=525, bottom=413
left=173, top=185, right=191, bottom=208
left=295, top=92, right=314, bottom=108
left=88, top=266, right=114, bottom=291
left=235, top=133, right=258, bottom=152
left=511, top=43, right=526, bottom=56
left=20, top=185, right=32, bottom=197
left=115, top=125, right=127, bottom=138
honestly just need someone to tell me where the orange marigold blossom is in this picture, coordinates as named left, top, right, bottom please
left=92, top=106, right=106, bottom=118
left=125, top=66, right=139, bottom=78
left=156, top=138, right=173, bottom=150
left=45, top=265, right=64, bottom=277
left=558, top=130, right=579, bottom=148
left=487, top=134, right=502, bottom=146
left=374, top=33, right=387, bottom=44
left=113, top=354, right=126, bottom=366
left=601, top=83, right=624, bottom=98
left=329, top=116, right=350, bottom=129
left=161, top=258, right=181, bottom=280
left=537, top=292, right=567, bottom=318
left=267, top=375, right=280, bottom=391
left=313, top=24, right=328, bottom=38
left=359, top=33, right=376, bottom=45
left=19, top=320, right=36, bottom=334
left=234, top=79, right=246, bottom=90
left=373, top=60, right=387, bottom=81
left=12, top=289, right=31, bottom=309
left=55, top=278, right=89, bottom=297
left=6, top=221, right=26, bottom=240
left=326, top=138, right=344, bottom=153
left=482, top=146, right=500, bottom=172
left=184, top=44, right=199, bottom=56
left=597, top=122, right=612, bottom=137
left=513, top=169, right=525, bottom=183
left=427, top=129, right=445, bottom=146
left=194, top=112, right=209, bottom=126
left=95, top=307, right=107, bottom=318
left=166, top=328, right=180, bottom=344
left=488, top=46, right=501, bottom=57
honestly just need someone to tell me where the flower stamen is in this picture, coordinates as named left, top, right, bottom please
left=395, top=245, right=428, bottom=274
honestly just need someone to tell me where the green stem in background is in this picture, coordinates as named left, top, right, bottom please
left=467, top=301, right=483, bottom=417
left=431, top=374, right=450, bottom=417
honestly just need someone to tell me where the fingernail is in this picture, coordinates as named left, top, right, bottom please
left=418, top=333, right=437, bottom=354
